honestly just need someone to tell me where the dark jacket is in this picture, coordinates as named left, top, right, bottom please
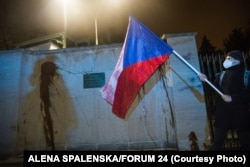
left=213, top=65, right=250, bottom=130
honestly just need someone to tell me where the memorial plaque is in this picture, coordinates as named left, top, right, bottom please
left=83, top=73, right=105, bottom=88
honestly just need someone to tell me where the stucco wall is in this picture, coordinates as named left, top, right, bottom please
left=164, top=32, right=209, bottom=150
left=0, top=33, right=208, bottom=157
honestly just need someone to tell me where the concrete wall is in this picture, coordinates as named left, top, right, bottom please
left=163, top=32, right=209, bottom=150
left=0, top=33, right=208, bottom=157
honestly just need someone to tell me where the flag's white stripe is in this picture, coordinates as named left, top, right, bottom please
left=100, top=48, right=124, bottom=104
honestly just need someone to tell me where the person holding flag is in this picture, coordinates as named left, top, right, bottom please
left=199, top=50, right=250, bottom=150
left=101, top=16, right=248, bottom=151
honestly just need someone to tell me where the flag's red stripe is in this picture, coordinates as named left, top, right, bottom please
left=112, top=54, right=170, bottom=118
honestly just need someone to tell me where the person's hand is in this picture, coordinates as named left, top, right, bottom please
left=198, top=73, right=207, bottom=81
left=221, top=94, right=232, bottom=102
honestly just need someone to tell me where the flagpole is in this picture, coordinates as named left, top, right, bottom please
left=172, top=50, right=224, bottom=96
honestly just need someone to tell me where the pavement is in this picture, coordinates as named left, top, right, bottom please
left=0, top=154, right=23, bottom=167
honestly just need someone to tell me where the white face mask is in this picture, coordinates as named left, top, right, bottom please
left=223, top=59, right=240, bottom=69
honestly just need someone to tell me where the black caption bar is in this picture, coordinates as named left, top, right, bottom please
left=23, top=150, right=250, bottom=167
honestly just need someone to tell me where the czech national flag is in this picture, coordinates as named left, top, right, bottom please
left=100, top=16, right=173, bottom=119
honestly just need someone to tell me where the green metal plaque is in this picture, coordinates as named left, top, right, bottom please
left=83, top=72, right=105, bottom=89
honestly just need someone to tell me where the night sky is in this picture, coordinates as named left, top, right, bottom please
left=1, top=0, right=250, bottom=49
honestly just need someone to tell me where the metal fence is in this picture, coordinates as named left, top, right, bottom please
left=198, top=51, right=250, bottom=150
